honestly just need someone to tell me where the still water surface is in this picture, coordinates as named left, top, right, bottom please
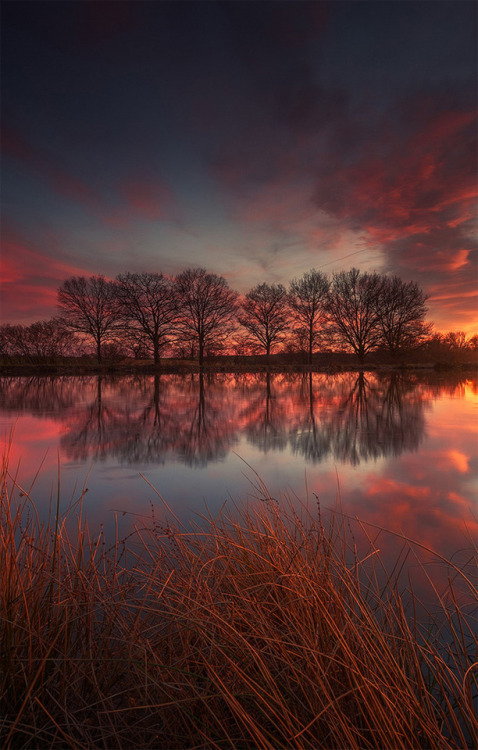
left=1, top=371, right=477, bottom=592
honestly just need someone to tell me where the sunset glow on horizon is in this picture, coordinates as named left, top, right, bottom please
left=1, top=1, right=477, bottom=335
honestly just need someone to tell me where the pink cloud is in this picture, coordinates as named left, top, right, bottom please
left=211, top=84, right=476, bottom=335
left=0, top=226, right=91, bottom=323
left=326, top=106, right=477, bottom=245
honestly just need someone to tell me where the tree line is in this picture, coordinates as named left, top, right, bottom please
left=1, top=267, right=476, bottom=365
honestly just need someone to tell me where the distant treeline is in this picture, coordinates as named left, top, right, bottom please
left=1, top=267, right=477, bottom=365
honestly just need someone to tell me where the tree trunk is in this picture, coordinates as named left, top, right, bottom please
left=153, top=337, right=160, bottom=365
left=198, top=337, right=204, bottom=368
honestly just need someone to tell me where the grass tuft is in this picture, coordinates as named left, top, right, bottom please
left=1, top=456, right=477, bottom=749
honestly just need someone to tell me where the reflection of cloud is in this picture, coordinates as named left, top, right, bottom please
left=3, top=370, right=476, bottom=604
left=367, top=478, right=430, bottom=500
left=446, top=450, right=469, bottom=473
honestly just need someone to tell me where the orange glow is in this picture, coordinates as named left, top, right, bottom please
left=446, top=450, right=470, bottom=473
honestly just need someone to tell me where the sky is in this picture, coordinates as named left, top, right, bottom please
left=1, top=0, right=477, bottom=334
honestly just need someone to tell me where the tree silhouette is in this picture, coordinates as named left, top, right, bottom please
left=174, top=268, right=238, bottom=366
left=239, top=283, right=290, bottom=357
left=58, top=276, right=118, bottom=363
left=289, top=269, right=330, bottom=364
left=442, top=331, right=468, bottom=350
left=0, top=320, right=74, bottom=362
left=115, top=272, right=176, bottom=364
left=376, top=276, right=431, bottom=354
left=325, top=268, right=383, bottom=363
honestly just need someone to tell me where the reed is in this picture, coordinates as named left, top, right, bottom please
left=1, top=456, right=477, bottom=749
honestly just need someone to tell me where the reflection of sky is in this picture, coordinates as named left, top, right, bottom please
left=1, top=374, right=476, bottom=579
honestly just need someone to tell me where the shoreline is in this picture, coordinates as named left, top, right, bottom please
left=1, top=358, right=477, bottom=377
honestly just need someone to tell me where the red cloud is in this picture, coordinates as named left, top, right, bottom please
left=325, top=106, right=478, bottom=245
left=0, top=226, right=90, bottom=323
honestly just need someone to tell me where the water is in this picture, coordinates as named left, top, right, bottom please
left=1, top=370, right=477, bottom=590
left=2, top=369, right=477, bottom=743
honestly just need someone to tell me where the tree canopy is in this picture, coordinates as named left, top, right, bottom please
left=174, top=268, right=238, bottom=366
left=57, top=276, right=119, bottom=363
left=239, top=283, right=290, bottom=357
left=2, top=265, right=469, bottom=365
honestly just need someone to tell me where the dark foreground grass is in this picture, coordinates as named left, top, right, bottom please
left=1, top=454, right=477, bottom=749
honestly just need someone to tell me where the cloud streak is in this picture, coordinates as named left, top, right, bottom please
left=0, top=225, right=90, bottom=322
left=1, top=124, right=178, bottom=230
left=1, top=1, right=476, bottom=332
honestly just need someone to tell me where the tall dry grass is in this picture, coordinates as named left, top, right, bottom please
left=1, top=452, right=477, bottom=749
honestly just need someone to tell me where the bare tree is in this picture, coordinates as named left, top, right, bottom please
left=325, top=268, right=383, bottom=363
left=0, top=320, right=75, bottom=361
left=376, top=276, right=431, bottom=354
left=115, top=272, right=176, bottom=364
left=442, top=331, right=469, bottom=350
left=0, top=324, right=16, bottom=358
left=174, top=268, right=238, bottom=367
left=57, top=276, right=118, bottom=363
left=289, top=269, right=329, bottom=364
left=238, top=283, right=290, bottom=357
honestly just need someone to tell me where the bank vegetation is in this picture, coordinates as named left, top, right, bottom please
left=2, top=267, right=476, bottom=372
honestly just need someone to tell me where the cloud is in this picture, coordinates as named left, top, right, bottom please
left=1, top=123, right=179, bottom=231
left=1, top=123, right=110, bottom=214
left=311, top=100, right=478, bottom=298
left=0, top=224, right=90, bottom=323
left=208, top=72, right=477, bottom=331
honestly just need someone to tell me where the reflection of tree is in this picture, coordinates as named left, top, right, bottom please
left=59, top=373, right=239, bottom=467
left=61, top=376, right=125, bottom=461
left=289, top=372, right=427, bottom=466
left=241, top=373, right=289, bottom=452
left=2, top=371, right=459, bottom=469
left=174, top=372, right=238, bottom=467
left=288, top=372, right=331, bottom=462
left=107, top=374, right=176, bottom=464
left=331, top=373, right=425, bottom=465
left=0, top=376, right=84, bottom=414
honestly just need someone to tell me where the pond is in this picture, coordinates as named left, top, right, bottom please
left=1, top=370, right=477, bottom=601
